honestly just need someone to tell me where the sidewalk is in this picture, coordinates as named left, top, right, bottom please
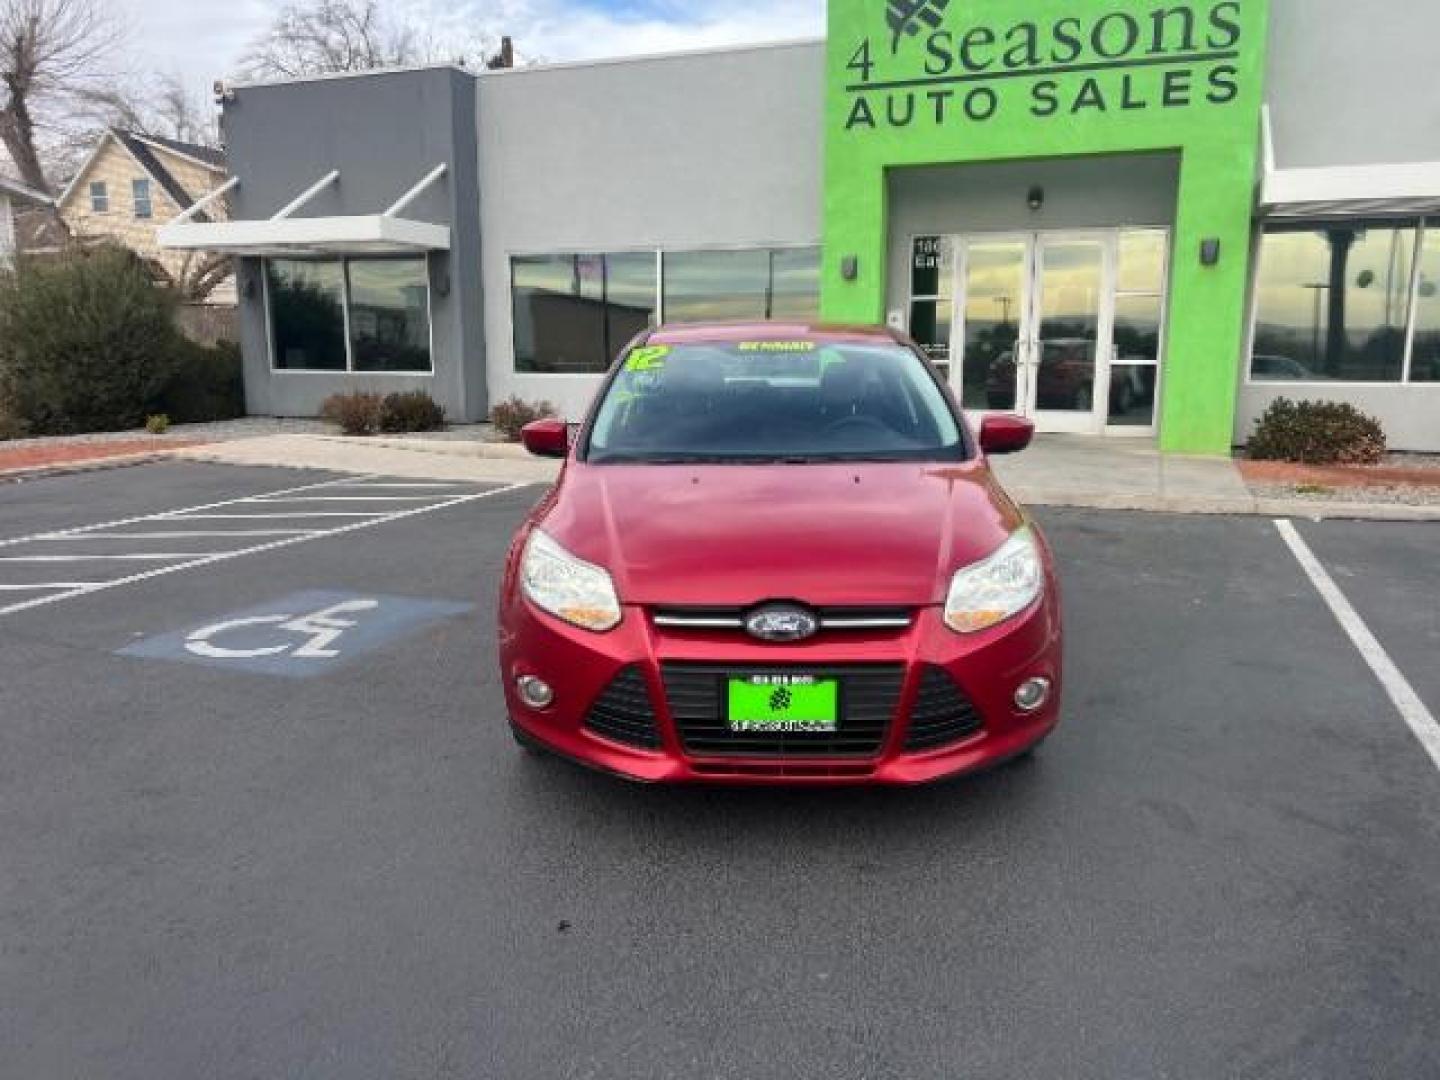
left=6, top=426, right=1438, bottom=521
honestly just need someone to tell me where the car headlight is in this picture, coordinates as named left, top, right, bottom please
left=943, top=525, right=1043, bottom=634
left=520, top=528, right=623, bottom=632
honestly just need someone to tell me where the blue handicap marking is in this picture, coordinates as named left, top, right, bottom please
left=119, top=590, right=473, bottom=678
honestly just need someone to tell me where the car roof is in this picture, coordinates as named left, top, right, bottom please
left=644, top=321, right=905, bottom=347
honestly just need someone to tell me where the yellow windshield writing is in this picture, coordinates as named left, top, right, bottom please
left=624, top=345, right=671, bottom=372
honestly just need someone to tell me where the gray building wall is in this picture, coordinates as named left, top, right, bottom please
left=477, top=41, right=825, bottom=420
left=885, top=154, right=1181, bottom=317
left=1267, top=0, right=1440, bottom=170
left=1236, top=2, right=1440, bottom=451
left=223, top=67, right=483, bottom=420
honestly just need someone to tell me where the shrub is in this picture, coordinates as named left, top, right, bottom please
left=320, top=391, right=387, bottom=435
left=0, top=246, right=181, bottom=434
left=158, top=339, right=245, bottom=424
left=1247, top=398, right=1387, bottom=466
left=0, top=408, right=27, bottom=441
left=490, top=395, right=557, bottom=442
left=380, top=390, right=446, bottom=433
left=145, top=413, right=171, bottom=434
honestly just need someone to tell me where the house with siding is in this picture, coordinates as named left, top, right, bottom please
left=57, top=129, right=234, bottom=302
left=0, top=175, right=52, bottom=266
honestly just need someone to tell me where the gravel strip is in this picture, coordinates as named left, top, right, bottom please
left=1249, top=482, right=1440, bottom=507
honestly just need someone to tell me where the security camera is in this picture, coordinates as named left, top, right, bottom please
left=213, top=80, right=236, bottom=105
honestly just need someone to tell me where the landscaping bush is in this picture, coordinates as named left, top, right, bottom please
left=1247, top=398, right=1387, bottom=466
left=320, top=391, right=387, bottom=435
left=0, top=394, right=27, bottom=440
left=157, top=339, right=245, bottom=424
left=145, top=413, right=171, bottom=435
left=380, top=390, right=446, bottom=433
left=0, top=246, right=182, bottom=434
left=490, top=395, right=557, bottom=442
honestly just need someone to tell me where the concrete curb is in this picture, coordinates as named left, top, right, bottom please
left=0, top=449, right=194, bottom=484
left=1017, top=489, right=1440, bottom=521
left=306, top=434, right=532, bottom=460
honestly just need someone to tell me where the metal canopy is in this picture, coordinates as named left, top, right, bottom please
left=1259, top=107, right=1440, bottom=219
left=157, top=165, right=450, bottom=256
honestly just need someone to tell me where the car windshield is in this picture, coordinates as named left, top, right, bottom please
left=585, top=340, right=966, bottom=464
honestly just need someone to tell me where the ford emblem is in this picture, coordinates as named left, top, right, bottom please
left=745, top=604, right=819, bottom=643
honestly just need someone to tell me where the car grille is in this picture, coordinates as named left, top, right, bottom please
left=584, top=667, right=661, bottom=750
left=903, top=666, right=984, bottom=752
left=652, top=606, right=913, bottom=632
left=661, top=663, right=903, bottom=758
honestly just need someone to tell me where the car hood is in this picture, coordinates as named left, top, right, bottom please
left=538, top=461, right=1024, bottom=607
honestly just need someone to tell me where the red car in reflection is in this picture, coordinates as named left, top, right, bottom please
left=498, top=323, right=1063, bottom=785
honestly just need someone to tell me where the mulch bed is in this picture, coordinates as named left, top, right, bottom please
left=1238, top=459, right=1440, bottom=490
left=0, top=438, right=208, bottom=474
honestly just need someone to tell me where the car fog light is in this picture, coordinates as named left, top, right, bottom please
left=1014, top=677, right=1051, bottom=713
left=517, top=676, right=555, bottom=709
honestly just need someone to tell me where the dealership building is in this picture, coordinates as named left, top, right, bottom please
left=161, top=0, right=1440, bottom=453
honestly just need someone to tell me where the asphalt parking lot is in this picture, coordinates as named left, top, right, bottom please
left=2, top=461, right=1437, bottom=1079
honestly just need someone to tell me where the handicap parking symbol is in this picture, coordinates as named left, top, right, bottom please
left=119, top=590, right=473, bottom=678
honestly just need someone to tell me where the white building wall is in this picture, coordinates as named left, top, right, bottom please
left=477, top=41, right=825, bottom=420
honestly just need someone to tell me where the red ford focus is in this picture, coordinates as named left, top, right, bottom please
left=498, top=324, right=1062, bottom=785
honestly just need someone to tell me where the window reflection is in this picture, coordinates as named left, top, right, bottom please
left=1250, top=226, right=1416, bottom=382
left=513, top=253, right=657, bottom=374
left=268, top=259, right=346, bottom=371
left=348, top=259, right=431, bottom=372
left=1410, top=229, right=1440, bottom=382
left=662, top=247, right=821, bottom=324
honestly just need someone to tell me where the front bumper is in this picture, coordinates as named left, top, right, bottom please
left=499, top=590, right=1062, bottom=786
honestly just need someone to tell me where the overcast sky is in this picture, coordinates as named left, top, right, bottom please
left=110, top=0, right=824, bottom=94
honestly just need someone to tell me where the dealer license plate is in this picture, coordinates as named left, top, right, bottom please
left=726, top=675, right=839, bottom=733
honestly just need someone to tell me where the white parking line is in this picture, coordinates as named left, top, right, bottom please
left=0, top=482, right=529, bottom=619
left=0, top=583, right=101, bottom=591
left=0, top=476, right=359, bottom=549
left=62, top=530, right=324, bottom=539
left=0, top=553, right=217, bottom=562
left=1276, top=519, right=1440, bottom=773
left=163, top=512, right=389, bottom=520
left=247, top=496, right=443, bottom=503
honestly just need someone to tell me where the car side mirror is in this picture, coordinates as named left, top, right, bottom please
left=520, top=418, right=570, bottom=458
left=979, top=414, right=1034, bottom=456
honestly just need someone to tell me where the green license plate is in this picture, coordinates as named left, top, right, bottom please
left=726, top=675, right=839, bottom=733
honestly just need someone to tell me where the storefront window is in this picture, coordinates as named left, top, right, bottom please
left=513, top=253, right=657, bottom=373
left=1250, top=225, right=1418, bottom=383
left=267, top=257, right=432, bottom=373
left=909, top=236, right=955, bottom=379
left=1409, top=227, right=1440, bottom=383
left=662, top=247, right=821, bottom=324
left=347, top=259, right=432, bottom=373
left=267, top=259, right=347, bottom=371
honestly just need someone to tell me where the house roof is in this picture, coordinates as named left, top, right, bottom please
left=134, top=133, right=226, bottom=171
left=0, top=174, right=53, bottom=204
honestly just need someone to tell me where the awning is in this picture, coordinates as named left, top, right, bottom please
left=1259, top=107, right=1440, bottom=219
left=157, top=164, right=450, bottom=256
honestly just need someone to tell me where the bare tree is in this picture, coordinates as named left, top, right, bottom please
left=240, top=0, right=421, bottom=80
left=0, top=0, right=118, bottom=192
left=240, top=0, right=511, bottom=80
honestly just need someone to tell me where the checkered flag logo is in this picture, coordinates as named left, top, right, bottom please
left=886, top=0, right=951, bottom=53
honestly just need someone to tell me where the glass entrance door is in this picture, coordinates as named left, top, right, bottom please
left=1025, top=234, right=1108, bottom=433
left=909, top=229, right=1168, bottom=435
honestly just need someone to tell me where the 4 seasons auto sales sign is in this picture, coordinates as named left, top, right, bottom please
left=840, top=0, right=1253, bottom=133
